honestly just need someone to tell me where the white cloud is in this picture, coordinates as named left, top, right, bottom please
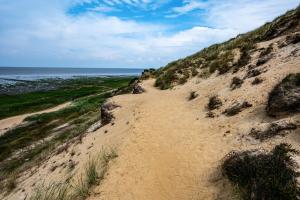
left=167, top=0, right=207, bottom=17
left=0, top=0, right=299, bottom=68
left=88, top=5, right=120, bottom=12
left=204, top=0, right=299, bottom=33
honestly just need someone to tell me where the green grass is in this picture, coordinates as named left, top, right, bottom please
left=0, top=77, right=132, bottom=119
left=0, top=77, right=132, bottom=192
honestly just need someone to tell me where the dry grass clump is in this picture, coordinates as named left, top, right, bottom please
left=249, top=120, right=297, bottom=141
left=266, top=73, right=300, bottom=117
left=230, top=77, right=244, bottom=90
left=154, top=6, right=300, bottom=89
left=207, top=95, right=222, bottom=110
left=259, top=44, right=273, bottom=58
left=29, top=183, right=69, bottom=200
left=222, top=143, right=300, bottom=200
left=252, top=77, right=263, bottom=85
left=5, top=172, right=17, bottom=192
left=140, top=68, right=157, bottom=80
left=29, top=148, right=118, bottom=200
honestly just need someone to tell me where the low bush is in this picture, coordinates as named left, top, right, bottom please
left=230, top=77, right=244, bottom=90
left=222, top=143, right=300, bottom=200
left=207, top=96, right=222, bottom=110
left=266, top=73, right=300, bottom=116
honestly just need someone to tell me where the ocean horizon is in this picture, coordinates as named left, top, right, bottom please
left=0, top=67, right=144, bottom=83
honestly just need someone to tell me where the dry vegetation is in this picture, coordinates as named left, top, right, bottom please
left=29, top=147, right=117, bottom=200
left=154, top=6, right=300, bottom=89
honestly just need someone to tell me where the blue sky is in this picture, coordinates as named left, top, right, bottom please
left=0, top=0, right=299, bottom=68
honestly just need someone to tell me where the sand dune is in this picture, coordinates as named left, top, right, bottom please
left=3, top=36, right=300, bottom=200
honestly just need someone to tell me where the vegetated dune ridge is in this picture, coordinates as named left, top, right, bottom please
left=4, top=34, right=300, bottom=200
left=3, top=9, right=300, bottom=200
left=0, top=102, right=71, bottom=136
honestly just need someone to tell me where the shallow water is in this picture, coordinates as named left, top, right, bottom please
left=0, top=67, right=143, bottom=84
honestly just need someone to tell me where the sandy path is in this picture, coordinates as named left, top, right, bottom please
left=0, top=102, right=71, bottom=135
left=91, top=47, right=300, bottom=199
left=89, top=80, right=234, bottom=200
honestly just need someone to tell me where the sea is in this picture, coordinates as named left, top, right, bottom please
left=0, top=67, right=144, bottom=84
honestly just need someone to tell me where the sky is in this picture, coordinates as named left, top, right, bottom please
left=0, top=0, right=299, bottom=69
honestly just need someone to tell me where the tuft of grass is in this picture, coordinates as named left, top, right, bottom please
left=29, top=183, right=69, bottom=200
left=154, top=6, right=300, bottom=89
left=0, top=77, right=131, bottom=192
left=5, top=172, right=17, bottom=192
left=259, top=44, right=273, bottom=58
left=30, top=148, right=118, bottom=200
left=222, top=143, right=300, bottom=200
left=85, top=157, right=98, bottom=187
left=198, top=68, right=211, bottom=79
left=230, top=77, right=244, bottom=90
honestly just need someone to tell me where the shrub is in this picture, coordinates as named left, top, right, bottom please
left=259, top=44, right=273, bottom=58
left=5, top=173, right=17, bottom=192
left=222, top=143, right=300, bottom=200
left=198, top=69, right=211, bottom=79
left=207, top=95, right=222, bottom=110
left=252, top=77, right=263, bottom=85
left=230, top=77, right=244, bottom=90
left=266, top=73, right=300, bottom=116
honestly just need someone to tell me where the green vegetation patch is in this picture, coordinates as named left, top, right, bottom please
left=0, top=77, right=132, bottom=192
left=0, top=77, right=132, bottom=119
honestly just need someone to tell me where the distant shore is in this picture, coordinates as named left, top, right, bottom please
left=0, top=66, right=144, bottom=84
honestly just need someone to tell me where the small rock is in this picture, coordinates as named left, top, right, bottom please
left=132, top=84, right=145, bottom=94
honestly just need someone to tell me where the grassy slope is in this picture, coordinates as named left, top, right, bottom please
left=0, top=77, right=132, bottom=119
left=0, top=77, right=133, bottom=190
left=154, top=6, right=300, bottom=89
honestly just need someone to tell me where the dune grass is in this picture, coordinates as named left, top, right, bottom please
left=154, top=6, right=300, bottom=89
left=29, top=148, right=118, bottom=200
left=0, top=77, right=132, bottom=192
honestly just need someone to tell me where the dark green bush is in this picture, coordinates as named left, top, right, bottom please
left=222, top=143, right=300, bottom=200
left=207, top=95, right=222, bottom=110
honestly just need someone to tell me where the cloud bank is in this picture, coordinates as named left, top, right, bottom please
left=0, top=0, right=298, bottom=68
